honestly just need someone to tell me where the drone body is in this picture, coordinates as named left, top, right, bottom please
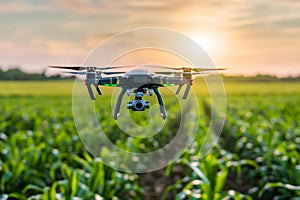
left=50, top=65, right=225, bottom=120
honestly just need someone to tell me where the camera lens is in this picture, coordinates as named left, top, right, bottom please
left=135, top=101, right=144, bottom=110
left=127, top=100, right=150, bottom=111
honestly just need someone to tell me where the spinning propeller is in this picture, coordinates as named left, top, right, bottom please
left=49, top=65, right=131, bottom=75
left=154, top=66, right=226, bottom=75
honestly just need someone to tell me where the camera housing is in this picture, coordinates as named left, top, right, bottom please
left=127, top=100, right=150, bottom=111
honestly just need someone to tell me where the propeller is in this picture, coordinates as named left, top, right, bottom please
left=63, top=71, right=126, bottom=75
left=62, top=71, right=86, bottom=75
left=154, top=71, right=215, bottom=76
left=154, top=71, right=176, bottom=75
left=50, top=66, right=84, bottom=71
left=151, top=65, right=227, bottom=72
left=49, top=65, right=135, bottom=71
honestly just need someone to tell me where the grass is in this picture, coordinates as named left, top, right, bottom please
left=0, top=80, right=74, bottom=96
left=0, top=80, right=299, bottom=96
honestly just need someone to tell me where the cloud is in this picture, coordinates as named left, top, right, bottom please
left=85, top=33, right=114, bottom=47
left=0, top=39, right=88, bottom=73
left=0, top=1, right=52, bottom=14
left=1, top=0, right=300, bottom=76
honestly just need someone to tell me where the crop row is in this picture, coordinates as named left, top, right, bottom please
left=0, top=95, right=299, bottom=199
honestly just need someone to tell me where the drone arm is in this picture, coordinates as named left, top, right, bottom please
left=98, top=77, right=119, bottom=86
left=175, top=84, right=183, bottom=95
left=114, top=88, right=126, bottom=120
left=154, top=87, right=167, bottom=119
left=182, top=84, right=191, bottom=99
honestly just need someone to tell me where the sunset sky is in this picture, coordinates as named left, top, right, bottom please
left=0, top=0, right=299, bottom=77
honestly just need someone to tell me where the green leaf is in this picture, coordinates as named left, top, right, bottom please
left=259, top=182, right=300, bottom=198
left=8, top=193, right=26, bottom=200
left=22, top=184, right=44, bottom=193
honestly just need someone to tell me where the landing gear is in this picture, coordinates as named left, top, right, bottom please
left=153, top=88, right=167, bottom=119
left=114, top=88, right=126, bottom=120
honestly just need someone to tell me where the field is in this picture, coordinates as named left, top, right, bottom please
left=0, top=80, right=300, bottom=199
left=1, top=80, right=300, bottom=96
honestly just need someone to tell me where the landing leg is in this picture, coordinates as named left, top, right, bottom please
left=94, top=84, right=102, bottom=95
left=154, top=88, right=167, bottom=119
left=175, top=84, right=183, bottom=95
left=182, top=84, right=191, bottom=100
left=87, top=84, right=96, bottom=100
left=114, top=88, right=126, bottom=120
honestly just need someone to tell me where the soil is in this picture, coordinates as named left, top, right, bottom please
left=139, top=165, right=186, bottom=200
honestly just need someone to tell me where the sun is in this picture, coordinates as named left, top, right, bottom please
left=189, top=32, right=227, bottom=56
left=191, top=34, right=214, bottom=52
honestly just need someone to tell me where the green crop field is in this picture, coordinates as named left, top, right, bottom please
left=0, top=80, right=300, bottom=199
left=0, top=80, right=300, bottom=96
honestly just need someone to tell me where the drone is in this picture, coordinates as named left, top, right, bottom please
left=49, top=65, right=225, bottom=120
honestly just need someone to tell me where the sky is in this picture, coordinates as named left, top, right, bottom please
left=0, top=0, right=299, bottom=77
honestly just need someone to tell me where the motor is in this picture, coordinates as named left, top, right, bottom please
left=127, top=100, right=150, bottom=111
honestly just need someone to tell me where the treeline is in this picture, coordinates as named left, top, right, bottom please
left=0, top=68, right=72, bottom=80
left=222, top=74, right=300, bottom=82
left=0, top=67, right=300, bottom=82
